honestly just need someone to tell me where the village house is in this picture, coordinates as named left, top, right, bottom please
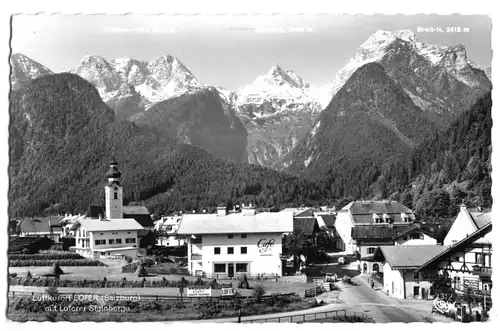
left=334, top=200, right=417, bottom=254
left=16, top=216, right=64, bottom=241
left=177, top=204, right=293, bottom=278
left=154, top=215, right=186, bottom=246
left=70, top=158, right=145, bottom=259
left=375, top=245, right=448, bottom=300
left=416, top=205, right=492, bottom=293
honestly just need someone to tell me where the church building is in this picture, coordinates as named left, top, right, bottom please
left=70, top=158, right=145, bottom=259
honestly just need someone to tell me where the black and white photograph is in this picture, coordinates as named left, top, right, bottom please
left=4, top=2, right=495, bottom=324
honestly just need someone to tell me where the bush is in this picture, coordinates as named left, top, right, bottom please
left=9, top=259, right=105, bottom=267
left=9, top=253, right=84, bottom=260
left=253, top=285, right=265, bottom=303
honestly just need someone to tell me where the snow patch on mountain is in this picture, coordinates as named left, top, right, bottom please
left=328, top=29, right=490, bottom=95
left=10, top=53, right=54, bottom=89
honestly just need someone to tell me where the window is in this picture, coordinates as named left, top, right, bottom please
left=228, top=247, right=234, bottom=254
left=228, top=234, right=234, bottom=239
left=422, top=270, right=429, bottom=280
left=241, top=234, right=247, bottom=239
left=455, top=256, right=461, bottom=262
left=125, top=238, right=136, bottom=244
left=114, top=192, right=118, bottom=200
left=100, top=233, right=103, bottom=235
left=116, top=239, right=122, bottom=244
left=109, top=239, right=115, bottom=244
left=413, top=272, right=419, bottom=280
left=367, top=247, right=376, bottom=254
left=241, top=247, right=247, bottom=254
left=236, top=263, right=248, bottom=273
left=214, top=247, right=221, bottom=255
left=214, top=263, right=226, bottom=273
left=475, top=253, right=484, bottom=264
left=413, top=286, right=420, bottom=296
left=78, top=229, right=81, bottom=237
left=95, top=239, right=106, bottom=245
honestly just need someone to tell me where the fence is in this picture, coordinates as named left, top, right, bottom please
left=245, top=309, right=374, bottom=323
left=194, top=273, right=280, bottom=281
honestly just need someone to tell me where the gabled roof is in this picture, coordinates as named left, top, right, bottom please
left=123, top=214, right=154, bottom=228
left=416, top=222, right=492, bottom=272
left=351, top=225, right=395, bottom=240
left=87, top=205, right=105, bottom=219
left=123, top=205, right=150, bottom=215
left=392, top=225, right=435, bottom=240
left=72, top=218, right=144, bottom=232
left=17, top=216, right=64, bottom=233
left=345, top=201, right=415, bottom=224
left=177, top=212, right=293, bottom=235
left=469, top=212, right=491, bottom=230
left=293, top=218, right=319, bottom=234
left=378, top=245, right=448, bottom=270
left=294, top=208, right=314, bottom=218
left=319, top=215, right=336, bottom=228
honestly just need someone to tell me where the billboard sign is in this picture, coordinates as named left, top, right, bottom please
left=187, top=287, right=212, bottom=297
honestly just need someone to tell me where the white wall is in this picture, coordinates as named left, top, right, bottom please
left=335, top=213, right=355, bottom=253
left=188, top=233, right=284, bottom=276
left=395, top=233, right=437, bottom=246
left=383, top=262, right=404, bottom=299
left=444, top=209, right=476, bottom=246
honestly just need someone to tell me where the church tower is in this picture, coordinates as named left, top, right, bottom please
left=105, top=157, right=123, bottom=219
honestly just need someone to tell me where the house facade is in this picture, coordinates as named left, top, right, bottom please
left=155, top=216, right=185, bottom=246
left=335, top=201, right=416, bottom=254
left=417, top=207, right=492, bottom=294
left=178, top=205, right=293, bottom=278
left=376, top=245, right=447, bottom=300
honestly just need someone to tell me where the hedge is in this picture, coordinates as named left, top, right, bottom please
left=8, top=276, right=231, bottom=289
left=9, top=259, right=106, bottom=267
left=8, top=253, right=85, bottom=261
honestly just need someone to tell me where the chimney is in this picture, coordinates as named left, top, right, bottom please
left=217, top=206, right=227, bottom=217
left=460, top=203, right=467, bottom=212
left=242, top=204, right=256, bottom=216
left=98, top=214, right=103, bottom=221
left=478, top=206, right=482, bottom=212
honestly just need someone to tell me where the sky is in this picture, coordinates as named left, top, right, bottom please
left=11, top=14, right=492, bottom=90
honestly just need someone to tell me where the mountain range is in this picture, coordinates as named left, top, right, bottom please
left=9, top=29, right=492, bottom=216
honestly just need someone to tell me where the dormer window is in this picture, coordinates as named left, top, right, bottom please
left=401, top=213, right=409, bottom=223
left=382, top=213, right=392, bottom=223
left=373, top=213, right=382, bottom=223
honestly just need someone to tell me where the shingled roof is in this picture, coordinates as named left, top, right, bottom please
left=343, top=201, right=415, bottom=224
left=351, top=226, right=395, bottom=240
left=293, top=218, right=319, bottom=234
left=17, top=216, right=64, bottom=234
left=378, top=245, right=448, bottom=270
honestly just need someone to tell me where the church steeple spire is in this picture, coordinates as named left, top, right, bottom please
left=105, top=157, right=123, bottom=219
left=106, top=156, right=122, bottom=186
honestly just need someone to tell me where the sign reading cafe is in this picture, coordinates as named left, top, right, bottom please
left=257, top=238, right=275, bottom=255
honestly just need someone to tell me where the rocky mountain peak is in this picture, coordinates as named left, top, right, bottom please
left=10, top=53, right=54, bottom=89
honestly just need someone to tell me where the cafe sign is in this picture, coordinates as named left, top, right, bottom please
left=257, top=238, right=275, bottom=256
left=187, top=287, right=212, bottom=297
left=221, top=287, right=235, bottom=297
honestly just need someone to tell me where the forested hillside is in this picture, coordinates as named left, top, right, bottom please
left=395, top=92, right=492, bottom=219
left=288, top=63, right=439, bottom=198
left=9, top=73, right=327, bottom=217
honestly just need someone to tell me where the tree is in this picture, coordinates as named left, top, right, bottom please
left=284, top=230, right=314, bottom=269
left=415, top=189, right=451, bottom=220
left=400, top=190, right=414, bottom=209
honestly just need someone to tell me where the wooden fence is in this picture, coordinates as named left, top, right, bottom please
left=245, top=309, right=374, bottom=323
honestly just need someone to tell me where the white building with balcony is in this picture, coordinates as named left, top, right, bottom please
left=177, top=205, right=293, bottom=278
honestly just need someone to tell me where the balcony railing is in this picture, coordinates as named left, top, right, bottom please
left=191, top=254, right=202, bottom=261
left=472, top=265, right=492, bottom=277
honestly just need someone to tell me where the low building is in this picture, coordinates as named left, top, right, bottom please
left=376, top=245, right=448, bottom=299
left=177, top=205, right=293, bottom=278
left=71, top=216, right=143, bottom=259
left=155, top=215, right=185, bottom=246
left=416, top=209, right=492, bottom=293
left=16, top=216, right=64, bottom=241
left=335, top=200, right=416, bottom=254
